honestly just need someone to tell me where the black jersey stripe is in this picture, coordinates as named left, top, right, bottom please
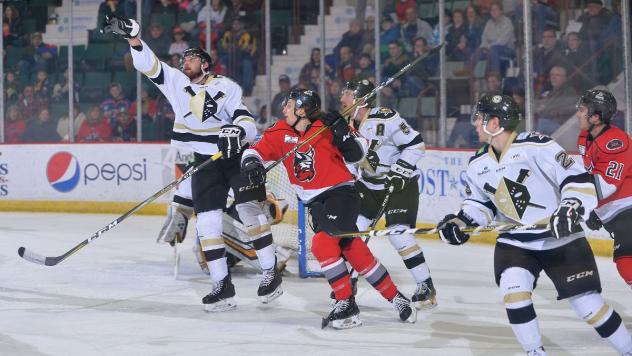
left=171, top=131, right=219, bottom=143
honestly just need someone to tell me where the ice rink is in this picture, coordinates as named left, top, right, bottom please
left=1, top=212, right=630, bottom=356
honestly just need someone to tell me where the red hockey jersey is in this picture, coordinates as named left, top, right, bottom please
left=578, top=125, right=632, bottom=222
left=244, top=120, right=356, bottom=202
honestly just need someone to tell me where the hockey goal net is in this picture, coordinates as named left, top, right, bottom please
left=266, top=164, right=322, bottom=278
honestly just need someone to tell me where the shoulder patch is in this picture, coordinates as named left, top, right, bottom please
left=514, top=131, right=552, bottom=144
left=469, top=144, right=489, bottom=163
left=595, top=126, right=629, bottom=154
left=368, top=107, right=397, bottom=120
left=606, top=138, right=624, bottom=151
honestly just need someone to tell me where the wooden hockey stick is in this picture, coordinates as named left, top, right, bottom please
left=17, top=152, right=224, bottom=266
left=265, top=43, right=445, bottom=174
left=335, top=223, right=550, bottom=239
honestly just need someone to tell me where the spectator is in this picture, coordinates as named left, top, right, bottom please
left=112, top=108, right=137, bottom=141
left=77, top=105, right=112, bottom=142
left=394, top=0, right=416, bottom=22
left=534, top=27, right=563, bottom=93
left=337, top=45, right=356, bottom=82
left=153, top=0, right=178, bottom=14
left=256, top=105, right=268, bottom=134
left=485, top=72, right=503, bottom=95
left=271, top=74, right=291, bottom=120
left=515, top=0, right=559, bottom=43
left=221, top=17, right=257, bottom=95
left=3, top=5, right=22, bottom=39
left=57, top=105, right=86, bottom=142
left=100, top=83, right=131, bottom=124
left=17, top=32, right=57, bottom=75
left=464, top=5, right=484, bottom=50
left=144, top=23, right=170, bottom=59
left=209, top=48, right=226, bottom=75
left=300, top=48, right=320, bottom=82
left=33, top=69, right=52, bottom=102
left=52, top=68, right=80, bottom=103
left=446, top=10, right=467, bottom=59
left=355, top=53, right=375, bottom=82
left=478, top=2, right=515, bottom=74
left=562, top=32, right=593, bottom=91
left=23, top=108, right=61, bottom=142
left=535, top=65, right=577, bottom=134
left=450, top=35, right=474, bottom=62
left=382, top=41, right=410, bottom=78
left=474, top=0, right=495, bottom=18
left=380, top=18, right=401, bottom=57
left=3, top=23, right=19, bottom=48
left=17, top=85, right=45, bottom=122
left=97, top=0, right=127, bottom=30
left=309, top=67, right=322, bottom=91
left=154, top=93, right=175, bottom=140
left=577, top=0, right=612, bottom=53
left=198, top=0, right=227, bottom=31
left=168, top=26, right=189, bottom=56
left=598, top=0, right=622, bottom=84
left=430, top=9, right=452, bottom=47
left=291, top=74, right=317, bottom=92
left=129, top=87, right=157, bottom=122
left=5, top=105, right=26, bottom=143
left=334, top=19, right=364, bottom=59
left=359, top=15, right=376, bottom=54
left=404, top=37, right=437, bottom=94
left=325, top=79, right=343, bottom=112
left=4, top=72, right=19, bottom=104
left=400, top=7, right=433, bottom=53
left=168, top=53, right=182, bottom=69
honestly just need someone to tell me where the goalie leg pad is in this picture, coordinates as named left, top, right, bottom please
left=157, top=199, right=194, bottom=245
left=236, top=201, right=276, bottom=270
left=343, top=237, right=397, bottom=301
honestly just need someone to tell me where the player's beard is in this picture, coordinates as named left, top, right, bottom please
left=183, top=66, right=204, bottom=81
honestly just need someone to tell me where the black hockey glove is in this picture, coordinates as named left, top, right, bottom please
left=437, top=211, right=477, bottom=245
left=385, top=159, right=415, bottom=193
left=585, top=210, right=603, bottom=231
left=100, top=14, right=140, bottom=39
left=321, top=111, right=349, bottom=138
left=241, top=156, right=266, bottom=186
left=218, top=125, right=246, bottom=159
left=364, top=149, right=380, bottom=173
left=550, top=198, right=584, bottom=238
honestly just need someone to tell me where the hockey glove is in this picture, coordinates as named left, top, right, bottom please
left=241, top=156, right=266, bottom=186
left=321, top=111, right=350, bottom=138
left=550, top=198, right=585, bottom=238
left=100, top=14, right=140, bottom=39
left=364, top=149, right=380, bottom=173
left=386, top=159, right=415, bottom=193
left=585, top=210, right=603, bottom=231
left=437, top=211, right=477, bottom=245
left=218, top=125, right=246, bottom=159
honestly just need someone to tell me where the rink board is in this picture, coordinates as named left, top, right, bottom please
left=0, top=144, right=613, bottom=256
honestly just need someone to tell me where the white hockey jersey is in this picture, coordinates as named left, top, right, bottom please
left=354, top=107, right=425, bottom=190
left=130, top=40, right=257, bottom=154
left=462, top=132, right=597, bottom=251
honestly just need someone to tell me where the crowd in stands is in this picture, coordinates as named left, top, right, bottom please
left=2, top=0, right=629, bottom=147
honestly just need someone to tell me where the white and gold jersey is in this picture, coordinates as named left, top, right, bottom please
left=130, top=40, right=256, bottom=154
left=463, top=132, right=597, bottom=250
left=354, top=107, right=425, bottom=190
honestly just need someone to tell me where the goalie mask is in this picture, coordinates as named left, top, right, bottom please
left=342, top=79, right=376, bottom=108
left=181, top=47, right=213, bottom=75
left=576, top=89, right=617, bottom=124
left=472, top=94, right=521, bottom=137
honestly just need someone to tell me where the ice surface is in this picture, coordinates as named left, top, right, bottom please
left=0, top=212, right=630, bottom=356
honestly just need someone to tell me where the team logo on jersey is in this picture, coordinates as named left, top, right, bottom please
left=606, top=138, right=624, bottom=151
left=46, top=152, right=80, bottom=192
left=483, top=169, right=545, bottom=221
left=293, top=146, right=316, bottom=182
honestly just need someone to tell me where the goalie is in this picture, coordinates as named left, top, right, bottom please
left=157, top=176, right=292, bottom=276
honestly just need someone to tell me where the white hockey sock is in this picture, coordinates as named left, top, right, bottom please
left=500, top=268, right=542, bottom=352
left=410, top=262, right=431, bottom=283
left=388, top=231, right=430, bottom=283
left=509, top=317, right=543, bottom=352
left=208, top=256, right=228, bottom=283
left=255, top=244, right=276, bottom=270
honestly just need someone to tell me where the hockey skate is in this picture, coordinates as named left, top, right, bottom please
left=202, top=274, right=237, bottom=312
left=412, top=277, right=437, bottom=310
left=391, top=291, right=417, bottom=323
left=321, top=296, right=362, bottom=330
left=526, top=346, right=547, bottom=356
left=258, top=261, right=283, bottom=304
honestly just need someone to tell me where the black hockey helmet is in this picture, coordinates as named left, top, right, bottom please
left=181, top=47, right=213, bottom=71
left=342, top=79, right=376, bottom=107
left=472, top=94, right=521, bottom=131
left=293, top=89, right=321, bottom=120
left=576, top=89, right=617, bottom=123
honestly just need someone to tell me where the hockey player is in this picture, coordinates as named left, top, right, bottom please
left=241, top=89, right=417, bottom=329
left=436, top=94, right=632, bottom=355
left=576, top=89, right=632, bottom=288
left=340, top=79, right=437, bottom=310
left=102, top=15, right=282, bottom=310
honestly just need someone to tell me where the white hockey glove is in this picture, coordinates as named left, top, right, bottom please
left=218, top=125, right=246, bottom=159
left=157, top=202, right=194, bottom=246
left=550, top=198, right=584, bottom=238
left=437, top=211, right=477, bottom=245
left=100, top=14, right=140, bottom=39
left=386, top=159, right=415, bottom=193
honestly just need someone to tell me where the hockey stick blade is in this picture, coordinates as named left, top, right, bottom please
left=17, top=152, right=223, bottom=266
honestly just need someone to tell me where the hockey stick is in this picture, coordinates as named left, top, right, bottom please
left=264, top=43, right=445, bottom=175
left=17, top=152, right=224, bottom=266
left=335, top=223, right=550, bottom=239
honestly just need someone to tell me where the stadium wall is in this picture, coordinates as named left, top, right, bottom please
left=0, top=144, right=612, bottom=257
